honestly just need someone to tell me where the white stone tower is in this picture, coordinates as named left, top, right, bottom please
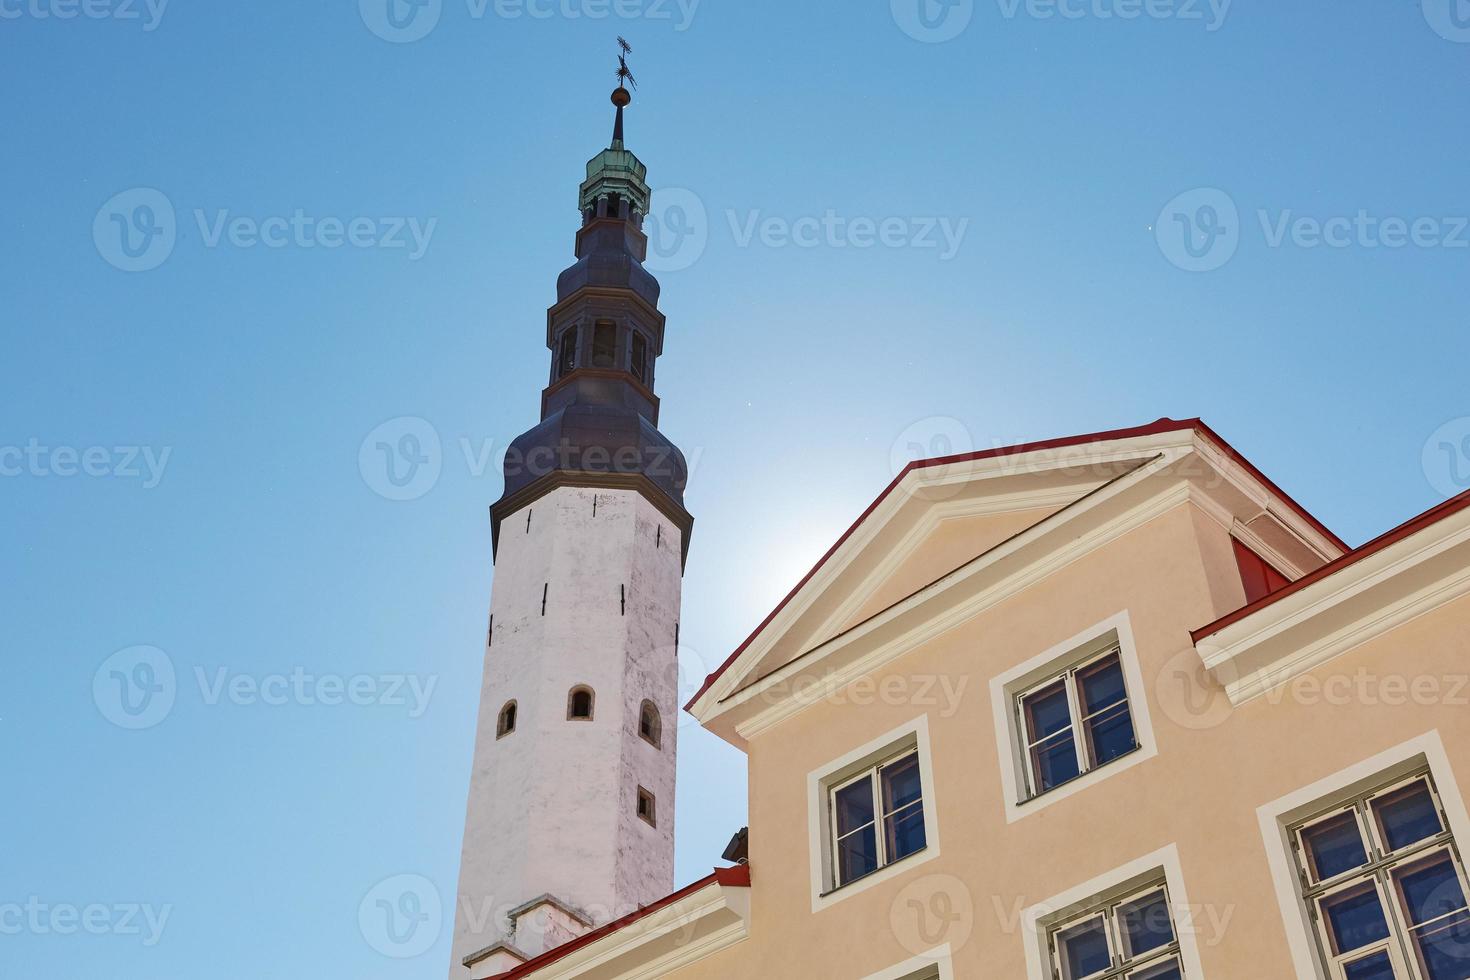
left=449, top=76, right=692, bottom=980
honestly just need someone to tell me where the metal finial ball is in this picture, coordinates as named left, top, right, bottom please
left=611, top=87, right=632, bottom=108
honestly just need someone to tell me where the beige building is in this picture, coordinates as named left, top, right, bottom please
left=484, top=418, right=1470, bottom=980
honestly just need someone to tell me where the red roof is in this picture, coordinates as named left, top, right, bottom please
left=1192, top=486, right=1470, bottom=643
left=487, top=866, right=752, bottom=980
left=687, top=418, right=1345, bottom=712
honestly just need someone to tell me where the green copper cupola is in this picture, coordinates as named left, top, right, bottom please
left=578, top=87, right=651, bottom=219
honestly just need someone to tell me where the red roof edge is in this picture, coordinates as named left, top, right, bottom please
left=487, top=866, right=752, bottom=980
left=1192, top=487, right=1470, bottom=643
left=686, top=418, right=1343, bottom=713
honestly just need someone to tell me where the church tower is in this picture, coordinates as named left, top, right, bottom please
left=450, top=72, right=692, bottom=979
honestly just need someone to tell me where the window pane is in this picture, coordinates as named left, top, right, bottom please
left=1024, top=681, right=1073, bottom=741
left=1078, top=653, right=1128, bottom=715
left=836, top=824, right=878, bottom=885
left=592, top=322, right=616, bottom=367
left=1374, top=781, right=1445, bottom=853
left=1120, top=890, right=1175, bottom=958
left=882, top=755, right=924, bottom=813
left=834, top=779, right=875, bottom=837
left=1031, top=730, right=1081, bottom=793
left=1395, top=855, right=1469, bottom=927
left=1322, top=883, right=1392, bottom=955
left=1342, top=951, right=1397, bottom=980
left=1086, top=701, right=1137, bottom=768
left=885, top=801, right=927, bottom=863
left=1415, top=910, right=1470, bottom=980
left=1128, top=960, right=1182, bottom=980
left=1058, top=916, right=1112, bottom=979
left=1303, top=812, right=1370, bottom=881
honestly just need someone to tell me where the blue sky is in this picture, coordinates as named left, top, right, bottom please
left=6, top=1, right=1470, bottom=977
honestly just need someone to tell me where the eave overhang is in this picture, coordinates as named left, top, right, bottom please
left=487, top=867, right=751, bottom=980
left=1193, top=489, right=1470, bottom=705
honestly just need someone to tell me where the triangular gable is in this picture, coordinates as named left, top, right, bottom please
left=686, top=419, right=1345, bottom=747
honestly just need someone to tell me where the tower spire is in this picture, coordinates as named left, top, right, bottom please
left=613, top=36, right=635, bottom=147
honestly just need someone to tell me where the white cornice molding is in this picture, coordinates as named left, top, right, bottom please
left=1198, top=506, right=1470, bottom=706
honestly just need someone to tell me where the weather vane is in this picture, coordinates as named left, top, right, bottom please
left=616, top=36, right=637, bottom=92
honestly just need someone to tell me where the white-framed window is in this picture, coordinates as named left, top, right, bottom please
left=1287, top=769, right=1469, bottom=980
left=807, top=716, right=941, bottom=911
left=991, top=613, right=1156, bottom=820
left=1048, top=879, right=1185, bottom=980
left=828, top=749, right=928, bottom=889
left=1016, top=643, right=1138, bottom=799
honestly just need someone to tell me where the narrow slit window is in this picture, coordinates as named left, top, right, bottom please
left=556, top=330, right=577, bottom=378
left=637, top=786, right=657, bottom=827
left=496, top=701, right=517, bottom=739
left=567, top=686, right=594, bottom=721
left=630, top=331, right=649, bottom=384
left=639, top=700, right=661, bottom=748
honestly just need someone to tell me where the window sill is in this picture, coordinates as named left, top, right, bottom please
left=1008, top=741, right=1155, bottom=822
left=820, top=846, right=931, bottom=900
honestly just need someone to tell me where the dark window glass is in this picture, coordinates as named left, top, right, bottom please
left=1375, top=782, right=1445, bottom=852
left=834, top=779, right=874, bottom=837
left=1024, top=681, right=1072, bottom=740
left=1323, top=884, right=1392, bottom=955
left=881, top=755, right=925, bottom=862
left=1396, top=856, right=1468, bottom=927
left=836, top=824, right=878, bottom=884
left=1079, top=654, right=1127, bottom=715
left=1416, top=912, right=1470, bottom=980
left=556, top=331, right=577, bottom=377
left=1343, top=952, right=1397, bottom=980
left=1058, top=917, right=1112, bottom=979
left=1131, top=962, right=1183, bottom=980
left=1304, top=812, right=1370, bottom=882
left=1032, top=731, right=1081, bottom=793
left=592, top=321, right=616, bottom=368
left=631, top=331, right=649, bottom=383
left=1121, top=890, right=1175, bottom=958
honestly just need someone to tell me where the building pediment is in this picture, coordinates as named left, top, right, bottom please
left=687, top=420, right=1344, bottom=749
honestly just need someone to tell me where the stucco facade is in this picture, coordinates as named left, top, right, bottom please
left=488, top=420, right=1470, bottom=980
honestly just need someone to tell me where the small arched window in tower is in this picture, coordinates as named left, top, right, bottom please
left=630, top=331, right=649, bottom=385
left=567, top=686, right=595, bottom=721
left=497, top=701, right=517, bottom=739
left=556, top=329, right=578, bottom=378
left=638, top=700, right=662, bottom=749
left=592, top=320, right=617, bottom=369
